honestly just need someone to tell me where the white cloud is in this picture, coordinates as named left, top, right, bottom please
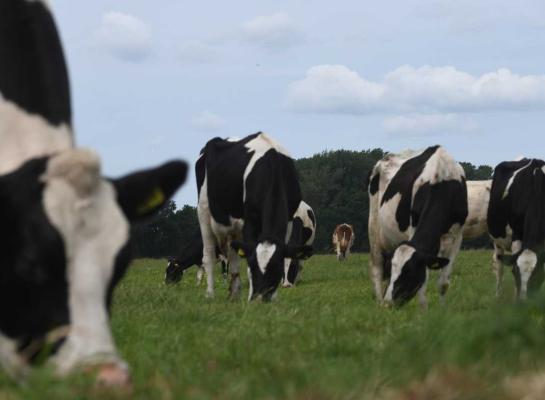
left=191, top=111, right=225, bottom=132
left=94, top=12, right=152, bottom=62
left=383, top=113, right=476, bottom=136
left=286, top=65, right=545, bottom=114
left=177, top=41, right=219, bottom=64
left=241, top=13, right=304, bottom=51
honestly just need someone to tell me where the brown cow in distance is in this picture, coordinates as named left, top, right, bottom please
left=332, top=224, right=355, bottom=261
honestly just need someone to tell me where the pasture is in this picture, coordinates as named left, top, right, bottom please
left=2, top=251, right=545, bottom=399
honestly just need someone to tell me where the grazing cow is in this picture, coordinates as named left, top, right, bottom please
left=488, top=159, right=545, bottom=300
left=165, top=232, right=228, bottom=285
left=368, top=146, right=468, bottom=308
left=332, top=224, right=355, bottom=261
left=0, top=0, right=188, bottom=384
left=196, top=133, right=313, bottom=301
left=282, top=201, right=316, bottom=287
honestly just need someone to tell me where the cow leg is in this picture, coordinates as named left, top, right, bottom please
left=369, top=250, right=384, bottom=302
left=227, top=247, right=242, bottom=300
left=197, top=203, right=216, bottom=298
left=492, top=243, right=504, bottom=298
left=282, top=258, right=292, bottom=287
left=418, top=270, right=429, bottom=311
left=196, top=266, right=205, bottom=286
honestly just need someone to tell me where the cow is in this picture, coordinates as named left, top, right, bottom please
left=165, top=232, right=228, bottom=285
left=332, top=224, right=355, bottom=261
left=282, top=201, right=316, bottom=287
left=488, top=158, right=545, bottom=300
left=196, top=133, right=313, bottom=301
left=368, top=146, right=468, bottom=308
left=0, top=0, right=188, bottom=385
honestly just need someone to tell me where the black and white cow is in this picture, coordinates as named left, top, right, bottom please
left=0, top=1, right=187, bottom=384
left=165, top=232, right=228, bottom=285
left=368, top=146, right=468, bottom=308
left=488, top=158, right=545, bottom=300
left=196, top=133, right=313, bottom=301
left=282, top=201, right=316, bottom=288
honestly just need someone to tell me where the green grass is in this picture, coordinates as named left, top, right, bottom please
left=2, top=251, right=545, bottom=399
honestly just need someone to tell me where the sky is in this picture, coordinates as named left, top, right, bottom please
left=49, top=0, right=545, bottom=206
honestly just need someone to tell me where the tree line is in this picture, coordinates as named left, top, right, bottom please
left=131, top=149, right=494, bottom=258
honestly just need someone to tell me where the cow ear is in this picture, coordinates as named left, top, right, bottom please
left=231, top=241, right=251, bottom=258
left=284, top=245, right=313, bottom=260
left=426, top=256, right=450, bottom=270
left=112, top=160, right=188, bottom=221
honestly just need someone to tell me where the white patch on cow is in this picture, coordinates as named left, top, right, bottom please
left=42, top=149, right=129, bottom=374
left=517, top=249, right=538, bottom=299
left=0, top=96, right=72, bottom=175
left=384, top=244, right=416, bottom=302
left=294, top=201, right=317, bottom=245
left=226, top=136, right=241, bottom=142
left=256, top=242, right=276, bottom=274
left=0, top=334, right=27, bottom=380
left=542, top=166, right=545, bottom=175
left=242, top=133, right=291, bottom=201
left=416, top=146, right=465, bottom=191
left=463, top=180, right=492, bottom=240
left=503, top=160, right=533, bottom=199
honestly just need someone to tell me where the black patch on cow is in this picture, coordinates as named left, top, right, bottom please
left=488, top=159, right=536, bottom=241
left=410, top=179, right=468, bottom=255
left=196, top=135, right=258, bottom=226
left=381, top=145, right=440, bottom=232
left=0, top=0, right=71, bottom=126
left=369, top=172, right=380, bottom=195
left=392, top=251, right=427, bottom=307
left=307, top=209, right=316, bottom=228
left=0, top=158, right=69, bottom=340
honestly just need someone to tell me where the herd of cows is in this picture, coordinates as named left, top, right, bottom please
left=1, top=0, right=544, bottom=389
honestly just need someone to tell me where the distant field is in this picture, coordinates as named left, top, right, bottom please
left=2, top=251, right=545, bottom=399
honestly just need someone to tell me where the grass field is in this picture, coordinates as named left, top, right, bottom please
left=2, top=250, right=545, bottom=399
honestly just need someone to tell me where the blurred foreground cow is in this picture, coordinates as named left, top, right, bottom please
left=0, top=0, right=187, bottom=385
left=368, top=146, right=468, bottom=308
left=165, top=232, right=228, bottom=285
left=282, top=201, right=316, bottom=287
left=197, top=133, right=313, bottom=301
left=332, top=224, right=355, bottom=261
left=488, top=159, right=545, bottom=299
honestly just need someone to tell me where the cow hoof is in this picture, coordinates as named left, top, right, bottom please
left=282, top=282, right=293, bottom=288
left=95, top=363, right=132, bottom=389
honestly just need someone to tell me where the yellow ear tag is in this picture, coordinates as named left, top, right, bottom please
left=137, top=187, right=165, bottom=215
left=238, top=249, right=246, bottom=258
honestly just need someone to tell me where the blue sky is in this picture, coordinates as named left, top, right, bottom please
left=50, top=0, right=545, bottom=206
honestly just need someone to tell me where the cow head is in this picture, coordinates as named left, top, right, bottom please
left=231, top=240, right=312, bottom=301
left=0, top=150, right=187, bottom=383
left=383, top=243, right=449, bottom=307
left=499, top=249, right=545, bottom=300
left=165, top=257, right=185, bottom=285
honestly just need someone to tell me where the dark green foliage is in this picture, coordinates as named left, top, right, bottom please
left=130, top=150, right=495, bottom=257
left=131, top=202, right=199, bottom=258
